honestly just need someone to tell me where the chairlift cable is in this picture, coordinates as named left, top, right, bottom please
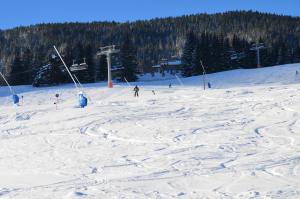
left=0, top=71, right=15, bottom=94
left=53, top=46, right=79, bottom=92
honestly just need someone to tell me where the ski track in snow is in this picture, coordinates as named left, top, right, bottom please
left=1, top=64, right=300, bottom=198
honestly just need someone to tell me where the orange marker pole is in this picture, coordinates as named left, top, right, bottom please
left=108, top=80, right=113, bottom=88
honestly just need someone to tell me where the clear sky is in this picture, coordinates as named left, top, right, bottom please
left=1, top=0, right=300, bottom=30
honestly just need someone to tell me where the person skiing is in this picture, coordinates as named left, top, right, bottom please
left=207, top=82, right=211, bottom=88
left=133, top=85, right=139, bottom=97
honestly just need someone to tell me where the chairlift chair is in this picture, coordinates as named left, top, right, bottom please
left=70, top=58, right=88, bottom=72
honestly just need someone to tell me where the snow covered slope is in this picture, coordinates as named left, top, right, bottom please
left=0, top=64, right=300, bottom=198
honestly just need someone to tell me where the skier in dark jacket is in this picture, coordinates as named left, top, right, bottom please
left=133, top=85, right=139, bottom=97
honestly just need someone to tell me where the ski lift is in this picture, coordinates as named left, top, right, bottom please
left=70, top=58, right=88, bottom=72
left=54, top=46, right=89, bottom=108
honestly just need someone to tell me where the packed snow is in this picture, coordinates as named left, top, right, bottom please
left=0, top=64, right=300, bottom=198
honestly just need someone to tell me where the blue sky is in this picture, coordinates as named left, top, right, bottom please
left=1, top=0, right=300, bottom=30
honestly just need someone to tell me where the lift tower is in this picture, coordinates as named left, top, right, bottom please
left=250, top=43, right=266, bottom=68
left=97, top=45, right=120, bottom=88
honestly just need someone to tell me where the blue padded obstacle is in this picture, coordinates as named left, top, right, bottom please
left=79, top=93, right=88, bottom=108
left=12, top=94, right=20, bottom=104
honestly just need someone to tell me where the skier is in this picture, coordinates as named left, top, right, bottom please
left=133, top=85, right=139, bottom=97
left=208, top=82, right=211, bottom=88
left=169, top=83, right=172, bottom=88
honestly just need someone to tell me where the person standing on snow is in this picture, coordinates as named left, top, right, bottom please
left=133, top=85, right=139, bottom=97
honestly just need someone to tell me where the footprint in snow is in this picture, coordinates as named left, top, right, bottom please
left=15, top=113, right=30, bottom=121
left=74, top=191, right=87, bottom=197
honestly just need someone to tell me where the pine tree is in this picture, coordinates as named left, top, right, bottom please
left=277, top=42, right=288, bottom=65
left=198, top=33, right=211, bottom=73
left=220, top=37, right=231, bottom=70
left=96, top=55, right=107, bottom=81
left=32, top=55, right=66, bottom=87
left=1, top=11, right=300, bottom=81
left=22, top=48, right=33, bottom=83
left=49, top=54, right=66, bottom=84
left=295, top=46, right=300, bottom=62
left=181, top=31, right=196, bottom=77
left=84, top=44, right=95, bottom=82
left=120, top=35, right=138, bottom=82
left=9, top=50, right=23, bottom=85
left=192, top=41, right=202, bottom=75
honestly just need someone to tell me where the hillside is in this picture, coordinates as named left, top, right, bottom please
left=0, top=64, right=300, bottom=198
left=1, top=11, right=300, bottom=85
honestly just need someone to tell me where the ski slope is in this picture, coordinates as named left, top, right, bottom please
left=0, top=64, right=300, bottom=198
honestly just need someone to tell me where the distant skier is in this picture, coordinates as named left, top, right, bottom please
left=169, top=83, right=172, bottom=88
left=133, top=85, right=139, bottom=97
left=296, top=71, right=299, bottom=75
left=207, top=82, right=211, bottom=88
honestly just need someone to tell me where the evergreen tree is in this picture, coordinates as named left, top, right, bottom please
left=22, top=48, right=33, bottom=83
left=120, top=35, right=138, bottom=82
left=9, top=50, right=23, bottom=85
left=295, top=46, right=300, bottom=62
left=198, top=33, right=212, bottom=73
left=181, top=31, right=196, bottom=77
left=191, top=41, right=202, bottom=75
left=1, top=11, right=300, bottom=82
left=32, top=54, right=66, bottom=87
left=96, top=55, right=107, bottom=81
left=48, top=54, right=67, bottom=84
left=220, top=37, right=231, bottom=70
left=277, top=42, right=288, bottom=65
left=84, top=44, right=95, bottom=82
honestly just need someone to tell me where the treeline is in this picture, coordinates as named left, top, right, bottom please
left=0, top=11, right=300, bottom=85
left=181, top=31, right=300, bottom=77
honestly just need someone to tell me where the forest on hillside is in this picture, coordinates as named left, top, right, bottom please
left=1, top=11, right=300, bottom=85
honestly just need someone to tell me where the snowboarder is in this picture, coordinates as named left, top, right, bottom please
left=133, top=85, right=139, bottom=97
